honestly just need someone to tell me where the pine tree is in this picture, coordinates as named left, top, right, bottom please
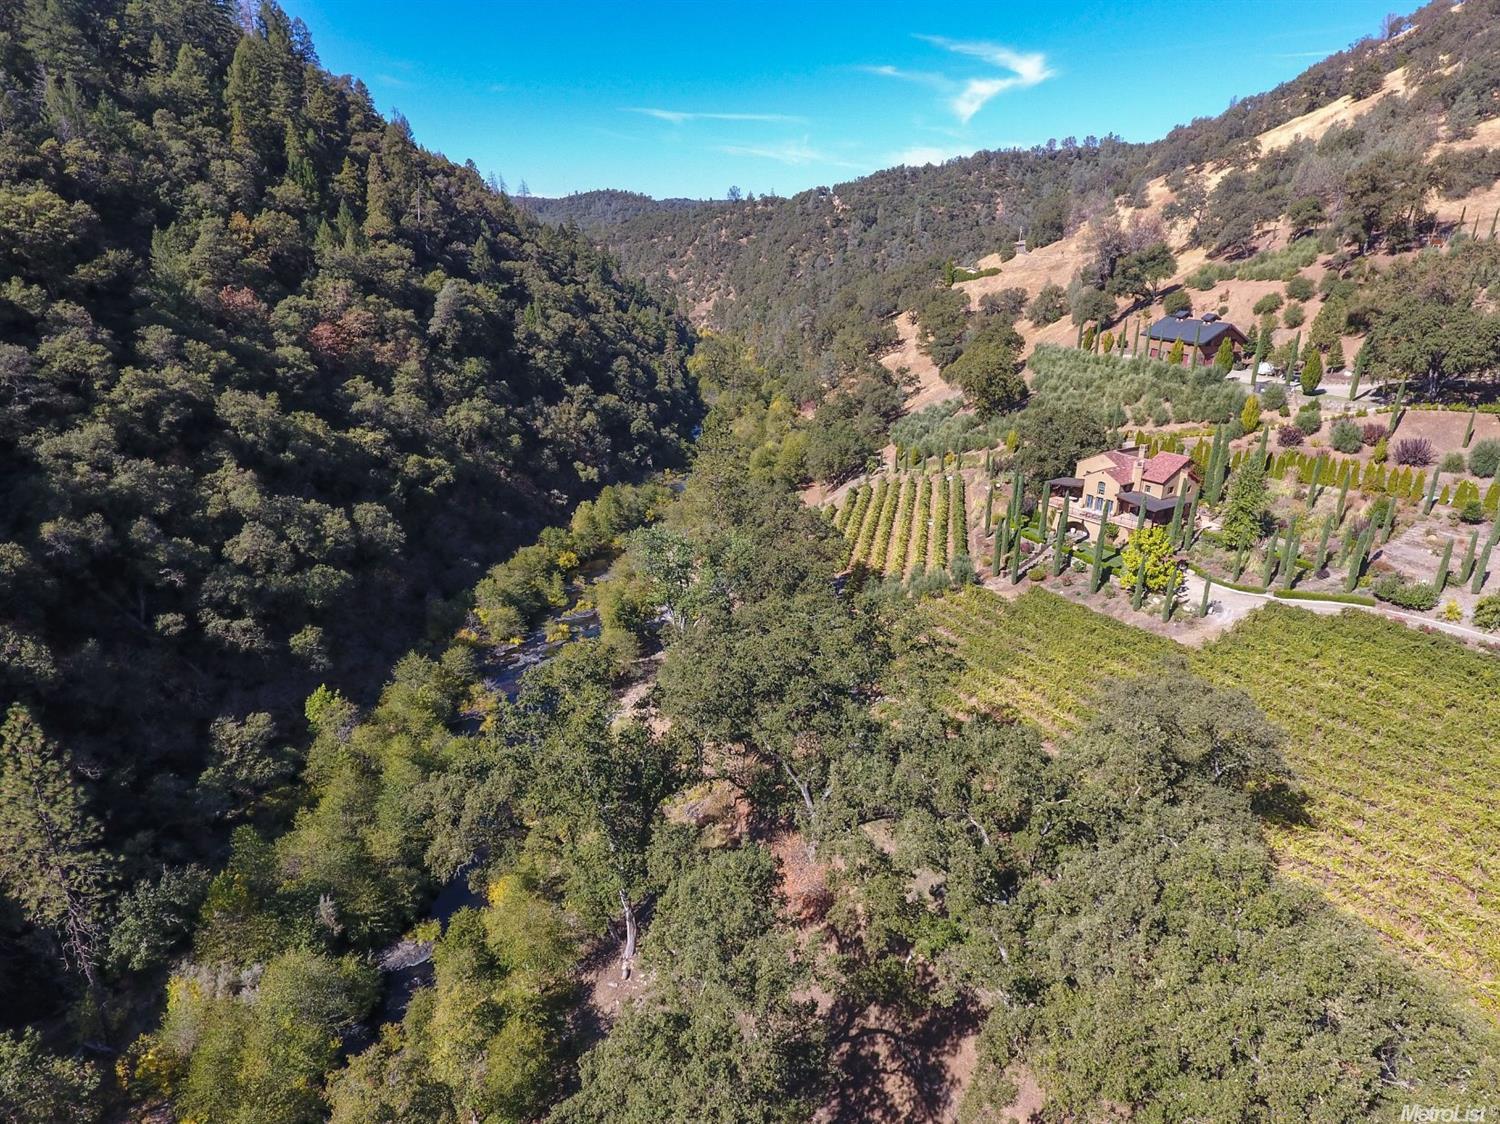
left=363, top=154, right=396, bottom=238
left=0, top=706, right=114, bottom=990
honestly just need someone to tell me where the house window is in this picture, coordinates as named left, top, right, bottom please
left=1096, top=482, right=1105, bottom=494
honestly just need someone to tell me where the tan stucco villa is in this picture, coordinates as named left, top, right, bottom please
left=1045, top=445, right=1200, bottom=545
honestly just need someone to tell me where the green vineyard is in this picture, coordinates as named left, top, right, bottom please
left=837, top=470, right=985, bottom=576
left=923, top=587, right=1500, bottom=1017
left=1196, top=605, right=1500, bottom=1019
left=922, top=587, right=1172, bottom=732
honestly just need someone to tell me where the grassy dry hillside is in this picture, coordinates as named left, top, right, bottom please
left=534, top=0, right=1500, bottom=416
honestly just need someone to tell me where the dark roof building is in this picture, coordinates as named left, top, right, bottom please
left=1145, top=309, right=1247, bottom=365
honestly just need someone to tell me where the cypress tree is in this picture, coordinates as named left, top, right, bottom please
left=1131, top=558, right=1147, bottom=610
left=1387, top=379, right=1406, bottom=435
left=1345, top=527, right=1373, bottom=592
left=983, top=483, right=994, bottom=533
left=1052, top=494, right=1071, bottom=576
left=1459, top=530, right=1478, bottom=585
left=1090, top=533, right=1106, bottom=593
left=1161, top=566, right=1178, bottom=621
left=1233, top=542, right=1248, bottom=580
left=1167, top=492, right=1185, bottom=548
left=1260, top=528, right=1279, bottom=587
left=1009, top=533, right=1023, bottom=584
left=1199, top=574, right=1213, bottom=616
left=1256, top=423, right=1270, bottom=469
left=1422, top=468, right=1441, bottom=515
left=993, top=515, right=1006, bottom=575
left=1435, top=537, right=1453, bottom=592
left=1473, top=531, right=1497, bottom=594
left=1314, top=514, right=1334, bottom=573
left=1381, top=497, right=1398, bottom=544
left=1280, top=527, right=1300, bottom=589
left=1464, top=409, right=1477, bottom=449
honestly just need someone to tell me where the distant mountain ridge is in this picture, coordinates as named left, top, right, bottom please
left=528, top=0, right=1500, bottom=374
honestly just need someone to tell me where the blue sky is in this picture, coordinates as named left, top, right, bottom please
left=288, top=0, right=1398, bottom=200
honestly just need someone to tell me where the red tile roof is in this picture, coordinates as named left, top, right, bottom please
left=1103, top=450, right=1136, bottom=486
left=1092, top=449, right=1195, bottom=486
left=1142, top=451, right=1194, bottom=484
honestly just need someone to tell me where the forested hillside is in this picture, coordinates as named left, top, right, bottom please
left=535, top=0, right=1500, bottom=385
left=0, top=0, right=696, bottom=1035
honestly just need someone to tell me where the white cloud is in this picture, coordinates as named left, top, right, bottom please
left=865, top=36, right=1053, bottom=124
left=891, top=144, right=970, bottom=167
left=716, top=140, right=862, bottom=168
left=627, top=107, right=805, bottom=124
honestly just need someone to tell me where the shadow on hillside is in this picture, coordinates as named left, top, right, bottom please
left=1252, top=778, right=1315, bottom=829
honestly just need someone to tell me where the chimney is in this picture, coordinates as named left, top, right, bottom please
left=1132, top=453, right=1145, bottom=490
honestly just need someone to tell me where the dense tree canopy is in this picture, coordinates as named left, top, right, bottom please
left=0, top=0, right=698, bottom=1027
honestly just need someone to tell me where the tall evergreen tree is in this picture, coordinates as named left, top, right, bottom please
left=0, top=707, right=114, bottom=990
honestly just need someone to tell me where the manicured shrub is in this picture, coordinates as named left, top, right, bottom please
left=1467, top=438, right=1500, bottom=478
left=1361, top=422, right=1386, bottom=447
left=1459, top=499, right=1485, bottom=524
left=1370, top=574, right=1440, bottom=611
left=1258, top=384, right=1287, bottom=411
left=1294, top=404, right=1322, bottom=436
left=1440, top=452, right=1467, bottom=473
left=1277, top=424, right=1304, bottom=448
left=1393, top=438, right=1434, bottom=467
left=1474, top=593, right=1500, bottom=632
left=1252, top=292, right=1283, bottom=316
left=1240, top=394, right=1262, bottom=432
left=1330, top=419, right=1362, bottom=454
left=1283, top=301, right=1306, bottom=328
